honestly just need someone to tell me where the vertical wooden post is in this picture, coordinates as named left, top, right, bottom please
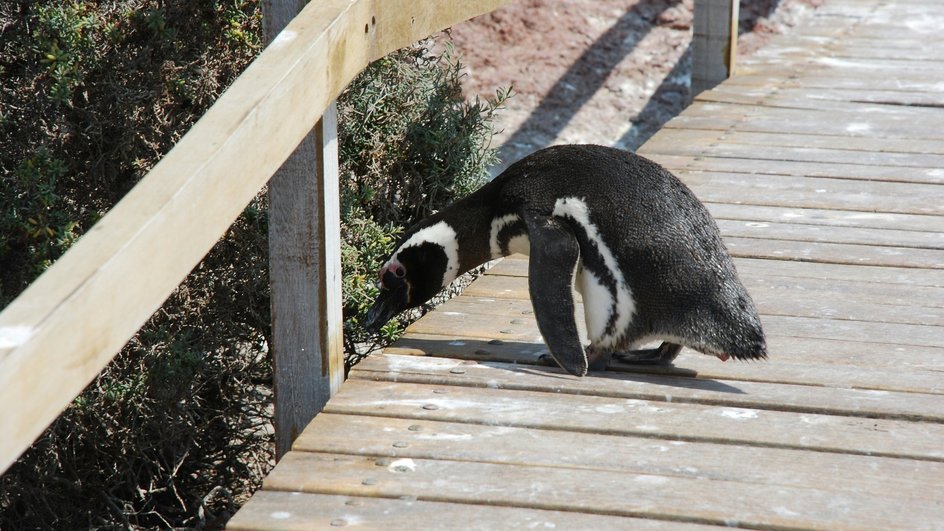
left=691, top=0, right=739, bottom=101
left=264, top=0, right=345, bottom=460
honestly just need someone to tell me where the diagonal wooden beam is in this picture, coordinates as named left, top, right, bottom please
left=0, top=0, right=511, bottom=475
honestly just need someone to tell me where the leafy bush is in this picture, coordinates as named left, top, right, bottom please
left=337, top=44, right=508, bottom=365
left=1, top=2, right=271, bottom=528
left=1, top=1, right=503, bottom=528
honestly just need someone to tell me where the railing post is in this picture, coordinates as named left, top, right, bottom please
left=691, top=0, right=739, bottom=102
left=264, top=0, right=345, bottom=460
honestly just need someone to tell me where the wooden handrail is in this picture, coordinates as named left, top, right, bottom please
left=0, top=0, right=510, bottom=475
left=0, top=0, right=738, bottom=475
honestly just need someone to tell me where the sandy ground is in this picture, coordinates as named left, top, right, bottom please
left=442, top=0, right=823, bottom=173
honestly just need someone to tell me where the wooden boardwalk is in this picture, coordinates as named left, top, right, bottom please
left=229, top=0, right=944, bottom=528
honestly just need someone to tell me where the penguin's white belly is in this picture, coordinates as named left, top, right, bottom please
left=554, top=197, right=636, bottom=348
left=575, top=265, right=614, bottom=344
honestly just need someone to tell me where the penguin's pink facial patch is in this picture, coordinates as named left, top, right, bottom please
left=379, top=262, right=406, bottom=289
left=717, top=353, right=730, bottom=362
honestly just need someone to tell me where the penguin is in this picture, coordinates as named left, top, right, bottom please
left=364, top=144, right=767, bottom=376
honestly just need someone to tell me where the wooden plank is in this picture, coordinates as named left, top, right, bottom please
left=706, top=204, right=944, bottom=235
left=475, top=265, right=944, bottom=313
left=691, top=0, right=739, bottom=98
left=649, top=153, right=944, bottom=187
left=326, top=379, right=944, bottom=461
left=643, top=126, right=944, bottom=157
left=226, top=491, right=692, bottom=530
left=699, top=83, right=944, bottom=113
left=722, top=237, right=944, bottom=270
left=353, top=355, right=944, bottom=422
left=716, top=219, right=944, bottom=251
left=488, top=255, right=944, bottom=287
left=293, top=413, right=944, bottom=501
left=400, top=296, right=944, bottom=355
left=0, top=0, right=513, bottom=474
left=724, top=72, right=944, bottom=94
left=387, top=332, right=944, bottom=394
left=671, top=102, right=944, bottom=140
left=263, top=451, right=944, bottom=529
left=263, top=0, right=344, bottom=460
left=680, top=171, right=944, bottom=216
left=641, top=131, right=944, bottom=170
left=701, top=89, right=944, bottom=114
left=460, top=272, right=944, bottom=326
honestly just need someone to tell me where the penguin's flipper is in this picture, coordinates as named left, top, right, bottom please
left=523, top=213, right=588, bottom=377
left=613, top=342, right=682, bottom=366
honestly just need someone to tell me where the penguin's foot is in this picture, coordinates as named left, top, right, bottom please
left=612, top=342, right=682, bottom=366
left=585, top=346, right=610, bottom=372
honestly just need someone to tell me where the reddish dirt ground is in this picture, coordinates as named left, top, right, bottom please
left=441, top=0, right=823, bottom=173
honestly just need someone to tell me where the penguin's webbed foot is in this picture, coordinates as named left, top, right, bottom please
left=612, top=342, right=682, bottom=366
left=585, top=345, right=609, bottom=372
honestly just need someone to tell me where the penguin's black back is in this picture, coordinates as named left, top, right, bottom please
left=495, top=144, right=765, bottom=360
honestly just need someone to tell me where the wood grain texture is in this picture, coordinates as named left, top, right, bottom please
left=264, top=0, right=345, bottom=460
left=262, top=451, right=944, bottom=529
left=293, top=413, right=944, bottom=500
left=327, top=379, right=944, bottom=462
left=0, top=0, right=511, bottom=474
left=226, top=491, right=706, bottom=530
left=691, top=0, right=739, bottom=97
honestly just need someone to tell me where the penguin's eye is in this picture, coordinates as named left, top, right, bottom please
left=379, top=263, right=407, bottom=289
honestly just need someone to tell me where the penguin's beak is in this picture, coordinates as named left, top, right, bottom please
left=364, top=284, right=409, bottom=334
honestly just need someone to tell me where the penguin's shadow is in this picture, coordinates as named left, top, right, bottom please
left=389, top=337, right=747, bottom=395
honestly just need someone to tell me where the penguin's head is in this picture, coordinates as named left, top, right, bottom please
left=364, top=221, right=459, bottom=333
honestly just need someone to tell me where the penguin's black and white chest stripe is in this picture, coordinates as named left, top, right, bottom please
left=366, top=144, right=767, bottom=377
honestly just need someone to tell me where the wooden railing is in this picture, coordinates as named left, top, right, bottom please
left=0, top=0, right=738, bottom=474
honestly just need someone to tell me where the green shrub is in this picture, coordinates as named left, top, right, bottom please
left=338, top=44, right=508, bottom=365
left=1, top=2, right=271, bottom=528
left=0, top=1, right=504, bottom=527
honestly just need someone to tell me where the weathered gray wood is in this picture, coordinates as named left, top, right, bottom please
left=294, top=413, right=944, bottom=500
left=489, top=255, right=944, bottom=287
left=643, top=126, right=944, bottom=157
left=226, top=491, right=702, bottom=530
left=691, top=0, right=739, bottom=99
left=387, top=332, right=944, bottom=394
left=353, top=354, right=944, bottom=422
left=263, top=451, right=944, bottom=529
left=264, top=0, right=344, bottom=460
left=327, top=379, right=944, bottom=461
left=642, top=133, right=944, bottom=170
left=460, top=271, right=944, bottom=326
